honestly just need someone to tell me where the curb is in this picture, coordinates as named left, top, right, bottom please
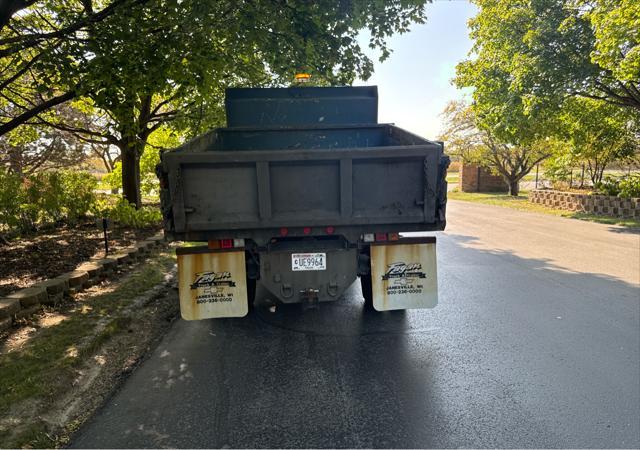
left=0, top=231, right=166, bottom=332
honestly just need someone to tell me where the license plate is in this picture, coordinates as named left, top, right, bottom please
left=292, top=253, right=326, bottom=271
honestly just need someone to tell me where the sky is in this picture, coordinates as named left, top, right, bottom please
left=355, top=0, right=478, bottom=140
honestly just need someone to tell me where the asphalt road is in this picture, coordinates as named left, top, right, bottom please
left=71, top=201, right=640, bottom=448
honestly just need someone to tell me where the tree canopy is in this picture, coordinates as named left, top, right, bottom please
left=1, top=0, right=431, bottom=206
left=453, top=0, right=639, bottom=194
left=456, top=0, right=639, bottom=116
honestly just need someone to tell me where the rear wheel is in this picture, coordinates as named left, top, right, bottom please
left=246, top=278, right=257, bottom=312
left=360, top=273, right=373, bottom=308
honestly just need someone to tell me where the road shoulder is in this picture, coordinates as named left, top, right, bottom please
left=0, top=248, right=179, bottom=448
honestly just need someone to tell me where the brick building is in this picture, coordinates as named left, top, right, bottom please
left=459, top=163, right=508, bottom=193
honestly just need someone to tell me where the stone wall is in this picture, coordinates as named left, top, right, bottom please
left=0, top=233, right=165, bottom=332
left=459, top=163, right=508, bottom=193
left=528, top=189, right=640, bottom=218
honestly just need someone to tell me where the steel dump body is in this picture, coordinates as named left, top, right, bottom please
left=160, top=86, right=448, bottom=244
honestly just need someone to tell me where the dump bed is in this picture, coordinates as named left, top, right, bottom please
left=159, top=87, right=449, bottom=244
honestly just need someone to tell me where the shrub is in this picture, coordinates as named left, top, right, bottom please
left=595, top=176, right=621, bottom=196
left=105, top=198, right=161, bottom=229
left=618, top=174, right=640, bottom=199
left=595, top=173, right=640, bottom=198
left=0, top=169, right=98, bottom=234
left=0, top=170, right=26, bottom=232
left=0, top=168, right=161, bottom=235
left=59, top=171, right=97, bottom=222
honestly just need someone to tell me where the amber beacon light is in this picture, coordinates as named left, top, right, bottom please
left=294, top=73, right=311, bottom=82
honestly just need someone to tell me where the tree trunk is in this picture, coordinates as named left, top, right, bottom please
left=508, top=179, right=519, bottom=196
left=121, top=145, right=142, bottom=208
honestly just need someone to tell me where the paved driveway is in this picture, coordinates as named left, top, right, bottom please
left=71, top=201, right=640, bottom=448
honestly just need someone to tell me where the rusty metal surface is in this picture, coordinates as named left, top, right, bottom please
left=370, top=240, right=438, bottom=311
left=225, top=86, right=378, bottom=127
left=158, top=87, right=449, bottom=244
left=177, top=249, right=248, bottom=320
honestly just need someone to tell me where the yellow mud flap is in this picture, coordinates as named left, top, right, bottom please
left=177, top=246, right=248, bottom=320
left=370, top=237, right=438, bottom=311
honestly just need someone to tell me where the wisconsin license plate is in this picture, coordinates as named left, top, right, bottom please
left=291, top=253, right=326, bottom=271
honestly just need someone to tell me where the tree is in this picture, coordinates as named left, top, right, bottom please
left=457, top=0, right=639, bottom=116
left=438, top=99, right=486, bottom=164
left=483, top=138, right=556, bottom=196
left=586, top=0, right=640, bottom=91
left=105, top=125, right=181, bottom=197
left=560, top=97, right=638, bottom=185
left=0, top=116, right=88, bottom=176
left=0, top=0, right=149, bottom=136
left=439, top=100, right=551, bottom=195
left=4, top=0, right=431, bottom=207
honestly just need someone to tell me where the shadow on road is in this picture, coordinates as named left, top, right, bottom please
left=69, top=233, right=640, bottom=449
left=606, top=225, right=640, bottom=235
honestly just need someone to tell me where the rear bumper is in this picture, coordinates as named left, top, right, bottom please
left=259, top=241, right=358, bottom=304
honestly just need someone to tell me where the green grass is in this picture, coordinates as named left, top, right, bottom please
left=446, top=174, right=459, bottom=184
left=0, top=250, right=176, bottom=448
left=448, top=190, right=640, bottom=228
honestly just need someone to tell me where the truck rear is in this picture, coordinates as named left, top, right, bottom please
left=158, top=86, right=449, bottom=319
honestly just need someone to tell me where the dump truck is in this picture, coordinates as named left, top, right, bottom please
left=157, top=86, right=449, bottom=319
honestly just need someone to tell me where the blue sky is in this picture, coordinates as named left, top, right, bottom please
left=355, top=0, right=477, bottom=139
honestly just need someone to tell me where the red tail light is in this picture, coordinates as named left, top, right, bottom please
left=220, top=239, right=233, bottom=249
left=325, top=226, right=335, bottom=235
left=303, top=227, right=312, bottom=235
left=280, top=227, right=289, bottom=237
left=375, top=233, right=387, bottom=242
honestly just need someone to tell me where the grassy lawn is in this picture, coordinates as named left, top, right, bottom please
left=446, top=171, right=459, bottom=185
left=0, top=249, right=177, bottom=448
left=448, top=190, right=640, bottom=228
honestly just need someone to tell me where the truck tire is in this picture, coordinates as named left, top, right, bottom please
left=360, top=274, right=373, bottom=308
left=247, top=278, right=256, bottom=311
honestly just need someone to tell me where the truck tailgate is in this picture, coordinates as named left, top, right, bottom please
left=162, top=145, right=442, bottom=235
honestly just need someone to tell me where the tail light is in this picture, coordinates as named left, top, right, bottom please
left=280, top=227, right=289, bottom=237
left=375, top=233, right=387, bottom=242
left=362, top=232, right=400, bottom=243
left=303, top=227, right=312, bottom=235
left=208, top=239, right=245, bottom=249
left=325, top=226, right=335, bottom=235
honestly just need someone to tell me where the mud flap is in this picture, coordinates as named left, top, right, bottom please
left=370, top=237, right=437, bottom=311
left=177, top=246, right=248, bottom=320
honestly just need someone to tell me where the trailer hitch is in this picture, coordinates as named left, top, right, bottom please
left=300, top=288, right=320, bottom=310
